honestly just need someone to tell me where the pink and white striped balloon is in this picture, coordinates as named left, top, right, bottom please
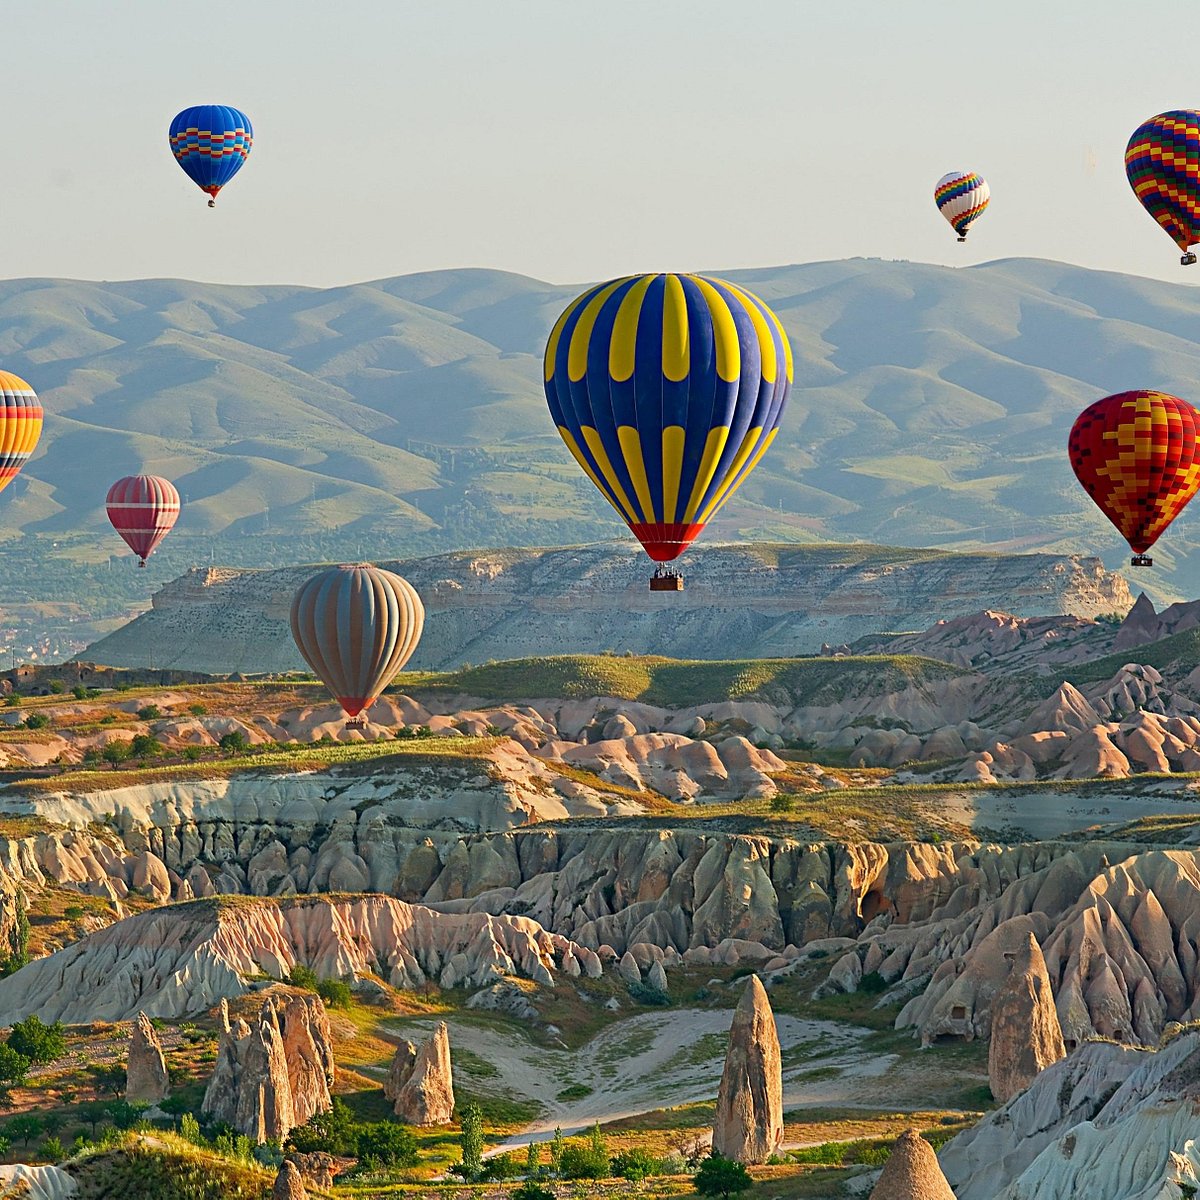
left=106, top=475, right=180, bottom=566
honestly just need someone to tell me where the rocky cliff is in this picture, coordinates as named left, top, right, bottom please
left=79, top=544, right=1131, bottom=673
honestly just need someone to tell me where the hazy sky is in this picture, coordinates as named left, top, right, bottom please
left=6, top=0, right=1199, bottom=288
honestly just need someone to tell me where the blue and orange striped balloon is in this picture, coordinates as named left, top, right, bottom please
left=543, top=274, right=792, bottom=563
left=0, top=371, right=43, bottom=500
left=168, top=105, right=253, bottom=207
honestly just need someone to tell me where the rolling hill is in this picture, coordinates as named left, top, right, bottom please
left=2, top=256, right=1200, bottom=654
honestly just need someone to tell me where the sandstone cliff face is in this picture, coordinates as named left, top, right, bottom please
left=0, top=895, right=603, bottom=1024
left=383, top=1022, right=454, bottom=1125
left=711, top=975, right=782, bottom=1164
left=201, top=992, right=333, bottom=1144
left=80, top=544, right=1131, bottom=673
left=941, top=1031, right=1200, bottom=1200
left=125, top=1011, right=170, bottom=1104
left=987, top=934, right=1065, bottom=1103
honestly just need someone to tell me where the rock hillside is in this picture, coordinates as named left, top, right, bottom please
left=80, top=544, right=1131, bottom=674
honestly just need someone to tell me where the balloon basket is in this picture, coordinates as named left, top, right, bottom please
left=207, top=199, right=216, bottom=208
left=1131, top=554, right=1154, bottom=567
left=1183, top=252, right=1197, bottom=266
left=957, top=236, right=967, bottom=243
left=650, top=571, right=684, bottom=592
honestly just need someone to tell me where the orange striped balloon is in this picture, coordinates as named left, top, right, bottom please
left=0, top=371, right=43, bottom=499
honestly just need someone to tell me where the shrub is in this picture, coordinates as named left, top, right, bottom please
left=219, top=731, right=248, bottom=753
left=510, top=1183, right=556, bottom=1200
left=72, top=685, right=87, bottom=700
left=769, top=794, right=794, bottom=814
left=612, top=1148, right=659, bottom=1180
left=0, top=1045, right=30, bottom=1085
left=188, top=703, right=208, bottom=716
left=182, top=746, right=203, bottom=762
left=39, top=1134, right=64, bottom=1163
left=288, top=964, right=319, bottom=991
left=694, top=1152, right=753, bottom=1197
left=627, top=980, right=671, bottom=1006
left=480, top=1150, right=519, bottom=1180
left=105, top=1100, right=149, bottom=1130
left=316, top=978, right=352, bottom=1009
left=287, top=1098, right=357, bottom=1155
left=179, top=1112, right=202, bottom=1144
left=48, top=681, right=65, bottom=695
left=22, top=714, right=49, bottom=730
left=137, top=705, right=162, bottom=720
left=130, top=733, right=162, bottom=759
left=102, top=741, right=132, bottom=766
left=4, top=695, right=20, bottom=707
left=355, top=1120, right=418, bottom=1168
left=560, top=1134, right=609, bottom=1180
left=8, top=1016, right=66, bottom=1064
left=859, top=970, right=888, bottom=995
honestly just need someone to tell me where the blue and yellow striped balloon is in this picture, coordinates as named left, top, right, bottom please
left=543, top=274, right=792, bottom=562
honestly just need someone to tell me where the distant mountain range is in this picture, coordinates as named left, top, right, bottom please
left=2, top=256, right=1200, bottom=649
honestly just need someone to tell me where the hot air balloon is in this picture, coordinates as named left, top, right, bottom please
left=1068, top=390, right=1200, bottom=567
left=543, top=274, right=792, bottom=589
left=0, top=371, right=43, bottom=501
left=106, top=475, right=180, bottom=567
left=290, top=564, right=425, bottom=724
left=934, top=172, right=989, bottom=242
left=168, top=105, right=253, bottom=208
left=1126, top=111, right=1200, bottom=265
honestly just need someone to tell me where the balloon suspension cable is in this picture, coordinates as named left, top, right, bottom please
left=1131, top=554, right=1154, bottom=567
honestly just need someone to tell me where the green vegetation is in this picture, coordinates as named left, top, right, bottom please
left=396, top=652, right=963, bottom=708
left=8, top=1015, right=67, bottom=1064
left=694, top=1152, right=753, bottom=1196
left=1054, top=627, right=1200, bottom=685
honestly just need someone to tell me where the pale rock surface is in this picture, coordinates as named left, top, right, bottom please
left=125, top=1011, right=170, bottom=1104
left=0, top=1164, right=77, bottom=1199
left=712, top=975, right=782, bottom=1164
left=869, top=1129, right=955, bottom=1200
left=272, top=1160, right=307, bottom=1200
left=988, top=933, right=1065, bottom=1102
left=383, top=1021, right=454, bottom=1125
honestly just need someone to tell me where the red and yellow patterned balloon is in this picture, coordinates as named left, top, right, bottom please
left=0, top=371, right=42, bottom=500
left=1068, top=390, right=1200, bottom=565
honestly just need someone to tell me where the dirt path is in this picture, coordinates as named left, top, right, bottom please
left=387, top=1007, right=891, bottom=1153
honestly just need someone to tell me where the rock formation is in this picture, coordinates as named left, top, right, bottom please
left=988, top=933, right=1065, bottom=1102
left=201, top=992, right=333, bottom=1144
left=383, top=1022, right=454, bottom=1125
left=869, top=1129, right=956, bottom=1200
left=81, top=545, right=1130, bottom=674
left=941, top=1030, right=1200, bottom=1199
left=125, top=1011, right=170, bottom=1104
left=272, top=1160, right=307, bottom=1200
left=711, top=975, right=782, bottom=1164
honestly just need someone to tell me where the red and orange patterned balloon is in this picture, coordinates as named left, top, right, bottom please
left=1068, top=390, right=1200, bottom=566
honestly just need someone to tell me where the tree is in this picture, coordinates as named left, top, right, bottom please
left=104, top=1100, right=149, bottom=1130
left=130, top=734, right=162, bottom=759
left=0, top=1044, right=30, bottom=1086
left=137, top=705, right=162, bottom=720
left=102, top=741, right=132, bottom=767
left=76, top=1101, right=109, bottom=1137
left=8, top=1016, right=67, bottom=1064
left=39, top=1134, right=63, bottom=1163
left=316, top=978, right=352, bottom=1009
left=6, top=1114, right=43, bottom=1148
left=286, top=1098, right=356, bottom=1155
left=86, top=1063, right=125, bottom=1097
left=219, top=731, right=248, bottom=753
left=457, top=1102, right=484, bottom=1180
left=23, top=714, right=49, bottom=730
left=560, top=1142, right=609, bottom=1180
left=694, top=1153, right=753, bottom=1198
left=549, top=1127, right=565, bottom=1175
left=523, top=1140, right=540, bottom=1174
left=355, top=1120, right=418, bottom=1168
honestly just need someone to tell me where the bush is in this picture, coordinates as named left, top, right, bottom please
left=627, top=980, right=671, bottom=1006
left=102, top=741, right=132, bottom=766
left=39, top=1134, right=64, bottom=1163
left=694, top=1152, right=753, bottom=1196
left=559, top=1143, right=609, bottom=1179
left=179, top=1112, right=202, bottom=1144
left=219, top=731, right=248, bottom=753
left=137, top=705, right=162, bottom=720
left=182, top=746, right=204, bottom=762
left=23, top=714, right=49, bottom=730
left=769, top=794, right=794, bottom=813
left=612, top=1148, right=659, bottom=1180
left=355, top=1120, right=418, bottom=1168
left=287, top=1099, right=357, bottom=1155
left=8, top=1015, right=67, bottom=1064
left=188, top=703, right=208, bottom=716
left=288, top=964, right=319, bottom=991
left=5, top=1114, right=42, bottom=1148
left=105, top=1100, right=149, bottom=1130
left=0, top=1045, right=30, bottom=1085
left=480, top=1150, right=519, bottom=1180
left=316, top=978, right=352, bottom=1009
left=510, top=1183, right=556, bottom=1200
left=72, top=685, right=87, bottom=700
left=130, top=733, right=162, bottom=759
left=4, top=695, right=20, bottom=707
left=48, top=681, right=65, bottom=695
left=859, top=970, right=888, bottom=995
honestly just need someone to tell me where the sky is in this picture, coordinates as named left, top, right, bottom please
left=5, top=0, right=1200, bottom=289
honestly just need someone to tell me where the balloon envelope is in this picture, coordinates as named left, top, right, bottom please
left=290, top=564, right=425, bottom=719
left=1126, top=111, right=1200, bottom=253
left=1068, top=390, right=1200, bottom=555
left=106, top=475, right=180, bottom=565
left=169, top=105, right=253, bottom=203
left=543, top=273, right=792, bottom=562
left=0, top=371, right=42, bottom=500
left=934, top=172, right=990, bottom=239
